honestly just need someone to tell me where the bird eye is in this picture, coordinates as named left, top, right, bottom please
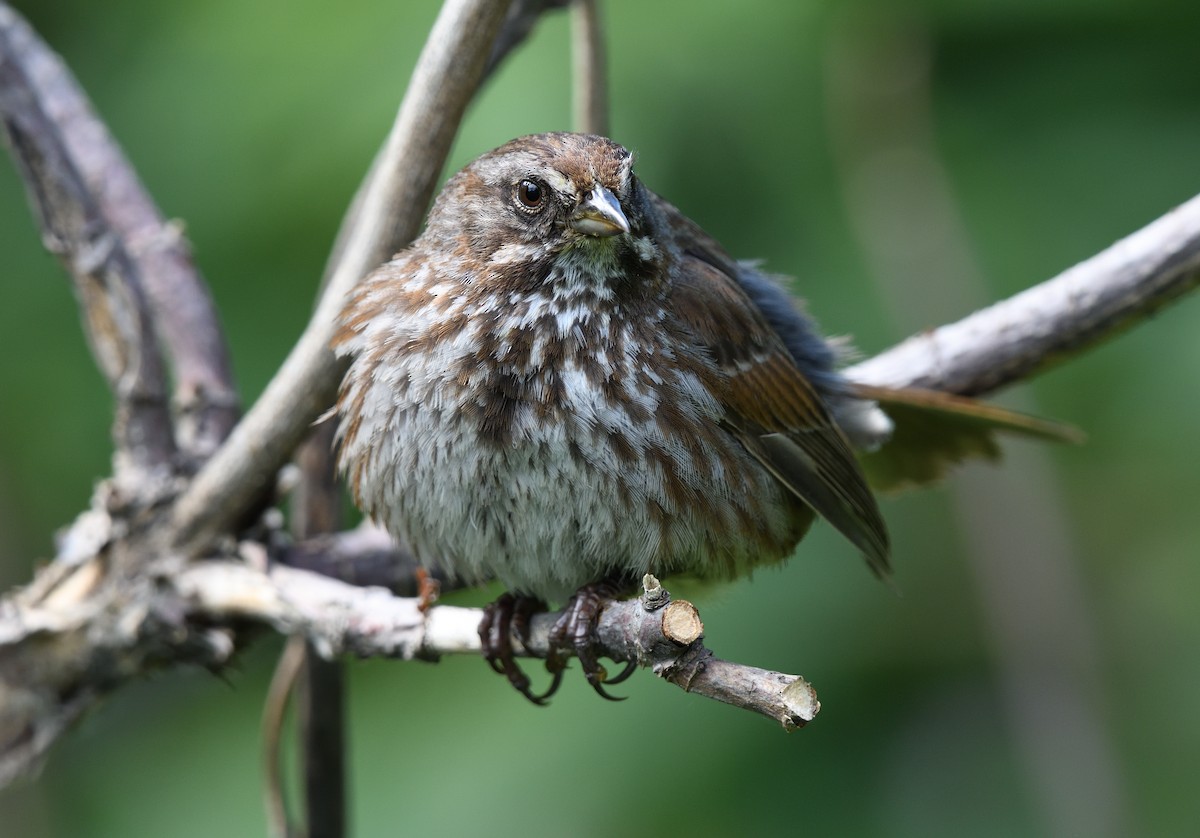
left=516, top=179, right=545, bottom=210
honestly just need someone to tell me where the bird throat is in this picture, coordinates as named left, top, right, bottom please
left=552, top=233, right=663, bottom=305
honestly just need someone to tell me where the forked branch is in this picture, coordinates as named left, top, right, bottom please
left=0, top=4, right=176, bottom=481
left=167, top=0, right=518, bottom=558
left=2, top=0, right=1200, bottom=795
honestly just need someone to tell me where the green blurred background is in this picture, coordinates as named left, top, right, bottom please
left=2, top=1, right=1199, bottom=835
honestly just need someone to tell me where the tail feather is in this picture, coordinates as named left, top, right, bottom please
left=848, top=383, right=1083, bottom=491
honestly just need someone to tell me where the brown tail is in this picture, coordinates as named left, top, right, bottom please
left=849, top=383, right=1084, bottom=492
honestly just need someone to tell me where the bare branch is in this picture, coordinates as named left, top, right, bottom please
left=278, top=523, right=424, bottom=592
left=289, top=420, right=347, bottom=838
left=0, top=552, right=234, bottom=786
left=0, top=554, right=813, bottom=785
left=295, top=650, right=346, bottom=837
left=168, top=0, right=518, bottom=558
left=846, top=192, right=1200, bottom=394
left=0, top=3, right=176, bottom=479
left=485, top=0, right=572, bottom=78
left=262, top=636, right=305, bottom=838
left=179, top=566, right=821, bottom=730
left=134, top=223, right=239, bottom=462
left=5, top=165, right=1198, bottom=790
left=3, top=0, right=1200, bottom=794
left=571, top=0, right=609, bottom=136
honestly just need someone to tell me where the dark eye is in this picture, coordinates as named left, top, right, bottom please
left=516, top=179, right=545, bottom=210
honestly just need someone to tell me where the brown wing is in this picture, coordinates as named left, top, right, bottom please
left=667, top=250, right=890, bottom=577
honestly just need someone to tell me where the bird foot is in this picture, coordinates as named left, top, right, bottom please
left=479, top=592, right=559, bottom=705
left=478, top=582, right=636, bottom=704
left=546, top=581, right=635, bottom=701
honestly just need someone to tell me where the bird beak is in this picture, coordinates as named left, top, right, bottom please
left=569, top=186, right=630, bottom=237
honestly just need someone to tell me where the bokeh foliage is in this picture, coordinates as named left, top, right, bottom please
left=2, top=1, right=1198, bottom=835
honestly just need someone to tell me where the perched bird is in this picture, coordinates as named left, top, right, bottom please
left=333, top=132, right=1072, bottom=701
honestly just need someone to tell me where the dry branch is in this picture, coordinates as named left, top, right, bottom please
left=178, top=566, right=820, bottom=731
left=2, top=0, right=1200, bottom=798
left=168, top=0, right=517, bottom=559
left=1, top=188, right=1198, bottom=785
left=283, top=420, right=346, bottom=838
left=0, top=4, right=176, bottom=481
left=846, top=192, right=1200, bottom=393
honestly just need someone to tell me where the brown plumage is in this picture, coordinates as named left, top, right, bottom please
left=332, top=132, right=1074, bottom=700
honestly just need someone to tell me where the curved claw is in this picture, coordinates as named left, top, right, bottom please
left=481, top=582, right=636, bottom=703
left=546, top=579, right=636, bottom=700
left=591, top=681, right=628, bottom=702
left=604, top=659, right=637, bottom=687
left=582, top=660, right=635, bottom=701
left=479, top=592, right=513, bottom=674
left=478, top=597, right=503, bottom=673
left=480, top=593, right=554, bottom=704
left=529, top=667, right=565, bottom=705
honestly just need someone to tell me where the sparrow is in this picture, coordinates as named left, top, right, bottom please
left=332, top=132, right=1074, bottom=701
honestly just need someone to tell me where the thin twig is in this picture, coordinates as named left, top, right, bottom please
left=168, top=0, right=517, bottom=558
left=0, top=4, right=176, bottom=481
left=571, top=0, right=609, bottom=136
left=262, top=635, right=306, bottom=838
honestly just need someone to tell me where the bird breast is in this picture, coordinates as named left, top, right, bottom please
left=336, top=263, right=807, bottom=601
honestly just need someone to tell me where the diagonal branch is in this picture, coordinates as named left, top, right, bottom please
left=2, top=0, right=1200, bottom=799
left=0, top=3, right=238, bottom=465
left=0, top=3, right=176, bottom=481
left=846, top=191, right=1200, bottom=394
left=168, top=0, right=518, bottom=558
left=3, top=185, right=1200, bottom=787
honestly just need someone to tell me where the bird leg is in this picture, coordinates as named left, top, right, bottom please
left=414, top=567, right=440, bottom=613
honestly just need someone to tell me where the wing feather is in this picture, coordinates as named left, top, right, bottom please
left=665, top=239, right=891, bottom=575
